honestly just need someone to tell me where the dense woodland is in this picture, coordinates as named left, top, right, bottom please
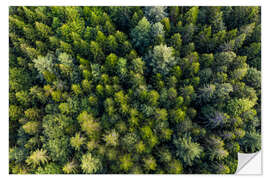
left=9, top=6, right=261, bottom=174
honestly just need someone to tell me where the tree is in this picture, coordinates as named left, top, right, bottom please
left=240, top=130, right=261, bottom=153
left=81, top=153, right=102, bottom=174
left=168, top=87, right=177, bottom=100
left=131, top=17, right=151, bottom=53
left=26, top=149, right=49, bottom=168
left=209, top=148, right=229, bottom=161
left=144, top=6, right=167, bottom=23
left=106, top=35, right=118, bottom=53
left=197, top=84, right=216, bottom=104
left=169, top=7, right=180, bottom=23
left=77, top=111, right=100, bottom=138
left=170, top=33, right=182, bottom=56
left=119, top=154, right=133, bottom=172
left=130, top=58, right=145, bottom=74
left=96, top=31, right=106, bottom=50
left=43, top=136, right=71, bottom=164
left=135, top=141, right=146, bottom=154
left=121, top=132, right=138, bottom=152
left=116, top=58, right=127, bottom=79
left=22, top=121, right=40, bottom=135
left=155, top=108, right=168, bottom=121
left=58, top=53, right=74, bottom=76
left=42, top=114, right=74, bottom=138
left=244, top=67, right=261, bottom=89
left=36, top=163, right=62, bottom=174
left=143, top=156, right=157, bottom=171
left=103, top=129, right=119, bottom=146
left=167, top=159, right=183, bottom=174
left=35, top=21, right=52, bottom=40
left=241, top=42, right=261, bottom=69
left=160, top=17, right=170, bottom=35
left=207, top=7, right=226, bottom=33
left=90, top=41, right=104, bottom=63
left=147, top=90, right=160, bottom=106
left=184, top=7, right=199, bottom=25
left=214, top=83, right=233, bottom=100
left=9, top=105, right=23, bottom=121
left=108, top=7, right=133, bottom=31
left=179, top=24, right=195, bottom=44
left=105, top=53, right=118, bottom=73
left=173, top=135, right=203, bottom=166
left=151, top=22, right=165, bottom=45
left=214, top=51, right=236, bottom=67
left=170, top=108, right=185, bottom=123
left=41, top=114, right=74, bottom=163
left=147, top=44, right=176, bottom=76
left=227, top=98, right=256, bottom=116
left=33, top=53, right=56, bottom=82
left=71, top=84, right=83, bottom=96
left=70, top=133, right=85, bottom=151
left=168, top=75, right=178, bottom=88
left=140, top=126, right=153, bottom=140
left=63, top=160, right=78, bottom=174
left=9, top=68, right=31, bottom=91
left=204, top=135, right=229, bottom=161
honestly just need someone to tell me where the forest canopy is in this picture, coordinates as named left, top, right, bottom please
left=9, top=6, right=261, bottom=174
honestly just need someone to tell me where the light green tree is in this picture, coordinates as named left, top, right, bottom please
left=81, top=153, right=102, bottom=174
left=26, top=149, right=49, bottom=167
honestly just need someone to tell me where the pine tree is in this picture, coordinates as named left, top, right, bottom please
left=26, top=149, right=49, bottom=168
left=81, top=153, right=102, bottom=174
left=173, top=135, right=203, bottom=166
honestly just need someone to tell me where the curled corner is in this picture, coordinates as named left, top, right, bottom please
left=235, top=151, right=262, bottom=175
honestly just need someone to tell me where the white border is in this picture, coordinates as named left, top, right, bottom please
left=2, top=1, right=270, bottom=180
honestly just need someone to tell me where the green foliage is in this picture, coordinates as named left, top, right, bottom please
left=174, top=136, right=203, bottom=166
left=81, top=153, right=102, bottom=174
left=119, top=154, right=133, bottom=172
left=103, top=129, right=119, bottom=146
left=131, top=17, right=151, bottom=53
left=36, top=163, right=62, bottom=174
left=170, top=108, right=186, bottom=123
left=70, top=133, right=85, bottom=151
left=9, top=6, right=261, bottom=174
left=122, top=132, right=138, bottom=152
left=170, top=33, right=182, bottom=56
left=35, top=21, right=52, bottom=39
left=151, top=22, right=165, bottom=44
left=167, top=159, right=183, bottom=174
left=227, top=98, right=256, bottom=116
left=77, top=111, right=100, bottom=138
left=184, top=7, right=199, bottom=25
left=26, top=149, right=49, bottom=168
left=198, top=84, right=216, bottom=104
left=240, top=130, right=261, bottom=153
left=90, top=41, right=104, bottom=63
left=9, top=68, right=31, bottom=91
left=22, top=121, right=40, bottom=135
left=144, top=7, right=167, bottom=23
left=72, top=84, right=83, bottom=96
left=244, top=67, right=261, bottom=89
left=63, top=160, right=78, bottom=174
left=9, top=105, right=23, bottom=121
left=214, top=51, right=236, bottom=66
left=143, top=156, right=157, bottom=171
left=147, top=44, right=176, bottom=76
left=15, top=90, right=31, bottom=107
left=33, top=53, right=55, bottom=74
